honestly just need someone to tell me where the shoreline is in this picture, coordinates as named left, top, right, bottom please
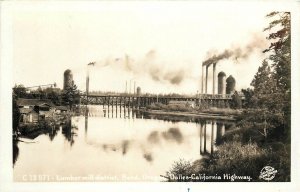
left=139, top=109, right=236, bottom=121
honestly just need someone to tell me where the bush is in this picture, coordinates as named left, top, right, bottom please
left=198, top=100, right=210, bottom=110
left=146, top=103, right=194, bottom=112
left=217, top=127, right=265, bottom=145
left=166, top=139, right=290, bottom=182
left=165, top=159, right=194, bottom=182
left=146, top=103, right=164, bottom=110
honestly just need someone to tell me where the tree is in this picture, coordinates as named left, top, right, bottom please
left=264, top=12, right=291, bottom=93
left=231, top=91, right=242, bottom=109
left=62, top=82, right=79, bottom=110
left=44, top=87, right=62, bottom=105
left=238, top=12, right=290, bottom=141
left=12, top=93, right=20, bottom=136
left=251, top=60, right=271, bottom=94
left=241, top=88, right=255, bottom=108
left=13, top=84, right=27, bottom=98
left=238, top=61, right=280, bottom=138
left=36, top=86, right=47, bottom=99
left=263, top=12, right=291, bottom=140
left=250, top=60, right=278, bottom=109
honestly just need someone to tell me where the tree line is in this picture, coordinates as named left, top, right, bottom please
left=240, top=12, right=291, bottom=142
left=13, top=83, right=80, bottom=109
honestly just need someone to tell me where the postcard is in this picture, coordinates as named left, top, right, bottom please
left=1, top=1, right=300, bottom=192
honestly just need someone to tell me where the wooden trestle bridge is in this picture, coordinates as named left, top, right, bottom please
left=80, top=93, right=238, bottom=108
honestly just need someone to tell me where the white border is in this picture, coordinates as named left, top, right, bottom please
left=1, top=1, right=300, bottom=192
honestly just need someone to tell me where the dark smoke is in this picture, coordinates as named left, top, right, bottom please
left=149, top=66, right=161, bottom=82
left=148, top=66, right=186, bottom=85
left=85, top=49, right=190, bottom=85
left=163, top=70, right=186, bottom=85
left=129, top=49, right=188, bottom=85
left=203, top=34, right=267, bottom=66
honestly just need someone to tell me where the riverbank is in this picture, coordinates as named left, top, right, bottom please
left=17, top=113, right=72, bottom=139
left=164, top=124, right=290, bottom=182
left=141, top=109, right=236, bottom=121
left=139, top=102, right=241, bottom=121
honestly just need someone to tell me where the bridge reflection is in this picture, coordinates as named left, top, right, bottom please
left=82, top=105, right=232, bottom=156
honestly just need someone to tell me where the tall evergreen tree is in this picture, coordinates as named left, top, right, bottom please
left=238, top=12, right=291, bottom=141
left=263, top=12, right=291, bottom=140
left=62, top=82, right=79, bottom=110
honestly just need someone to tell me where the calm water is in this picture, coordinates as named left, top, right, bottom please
left=13, top=105, right=234, bottom=182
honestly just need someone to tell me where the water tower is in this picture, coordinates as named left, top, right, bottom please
left=63, top=69, right=73, bottom=90
left=218, top=71, right=226, bottom=95
left=226, top=75, right=236, bottom=94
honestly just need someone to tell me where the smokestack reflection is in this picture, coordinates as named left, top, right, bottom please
left=200, top=120, right=226, bottom=155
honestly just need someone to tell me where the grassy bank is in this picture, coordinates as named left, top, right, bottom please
left=165, top=126, right=290, bottom=182
left=146, top=103, right=241, bottom=116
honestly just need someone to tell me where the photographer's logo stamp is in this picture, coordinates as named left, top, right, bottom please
left=259, top=166, right=277, bottom=181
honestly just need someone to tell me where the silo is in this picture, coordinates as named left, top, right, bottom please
left=218, top=71, right=226, bottom=95
left=63, top=69, right=73, bottom=90
left=226, top=75, right=236, bottom=94
left=136, top=86, right=141, bottom=96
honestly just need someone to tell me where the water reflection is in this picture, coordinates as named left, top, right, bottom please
left=143, top=153, right=153, bottom=162
left=148, top=131, right=160, bottom=143
left=162, top=128, right=183, bottom=144
left=46, top=125, right=60, bottom=141
left=62, top=120, right=78, bottom=146
left=83, top=106, right=231, bottom=156
left=199, top=121, right=230, bottom=155
left=122, top=140, right=130, bottom=155
left=14, top=105, right=235, bottom=181
left=13, top=140, right=19, bottom=167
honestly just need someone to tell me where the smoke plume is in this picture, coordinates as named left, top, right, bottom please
left=203, top=33, right=267, bottom=66
left=143, top=50, right=188, bottom=85
left=117, top=49, right=189, bottom=85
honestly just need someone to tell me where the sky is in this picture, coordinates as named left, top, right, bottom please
left=10, top=1, right=291, bottom=95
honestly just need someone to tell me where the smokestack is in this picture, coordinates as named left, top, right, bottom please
left=205, top=65, right=208, bottom=94
left=137, top=86, right=141, bottom=96
left=134, top=81, right=136, bottom=95
left=86, top=70, right=89, bottom=97
left=212, top=63, right=216, bottom=95
left=201, top=65, right=204, bottom=94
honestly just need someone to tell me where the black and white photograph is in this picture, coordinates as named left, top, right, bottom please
left=1, top=0, right=300, bottom=192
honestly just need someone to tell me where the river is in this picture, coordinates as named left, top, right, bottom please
left=13, top=105, right=235, bottom=182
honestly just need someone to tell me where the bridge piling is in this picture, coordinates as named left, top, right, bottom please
left=200, top=122, right=203, bottom=155
left=123, top=103, right=126, bottom=118
left=204, top=123, right=207, bottom=153
left=211, top=121, right=215, bottom=154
